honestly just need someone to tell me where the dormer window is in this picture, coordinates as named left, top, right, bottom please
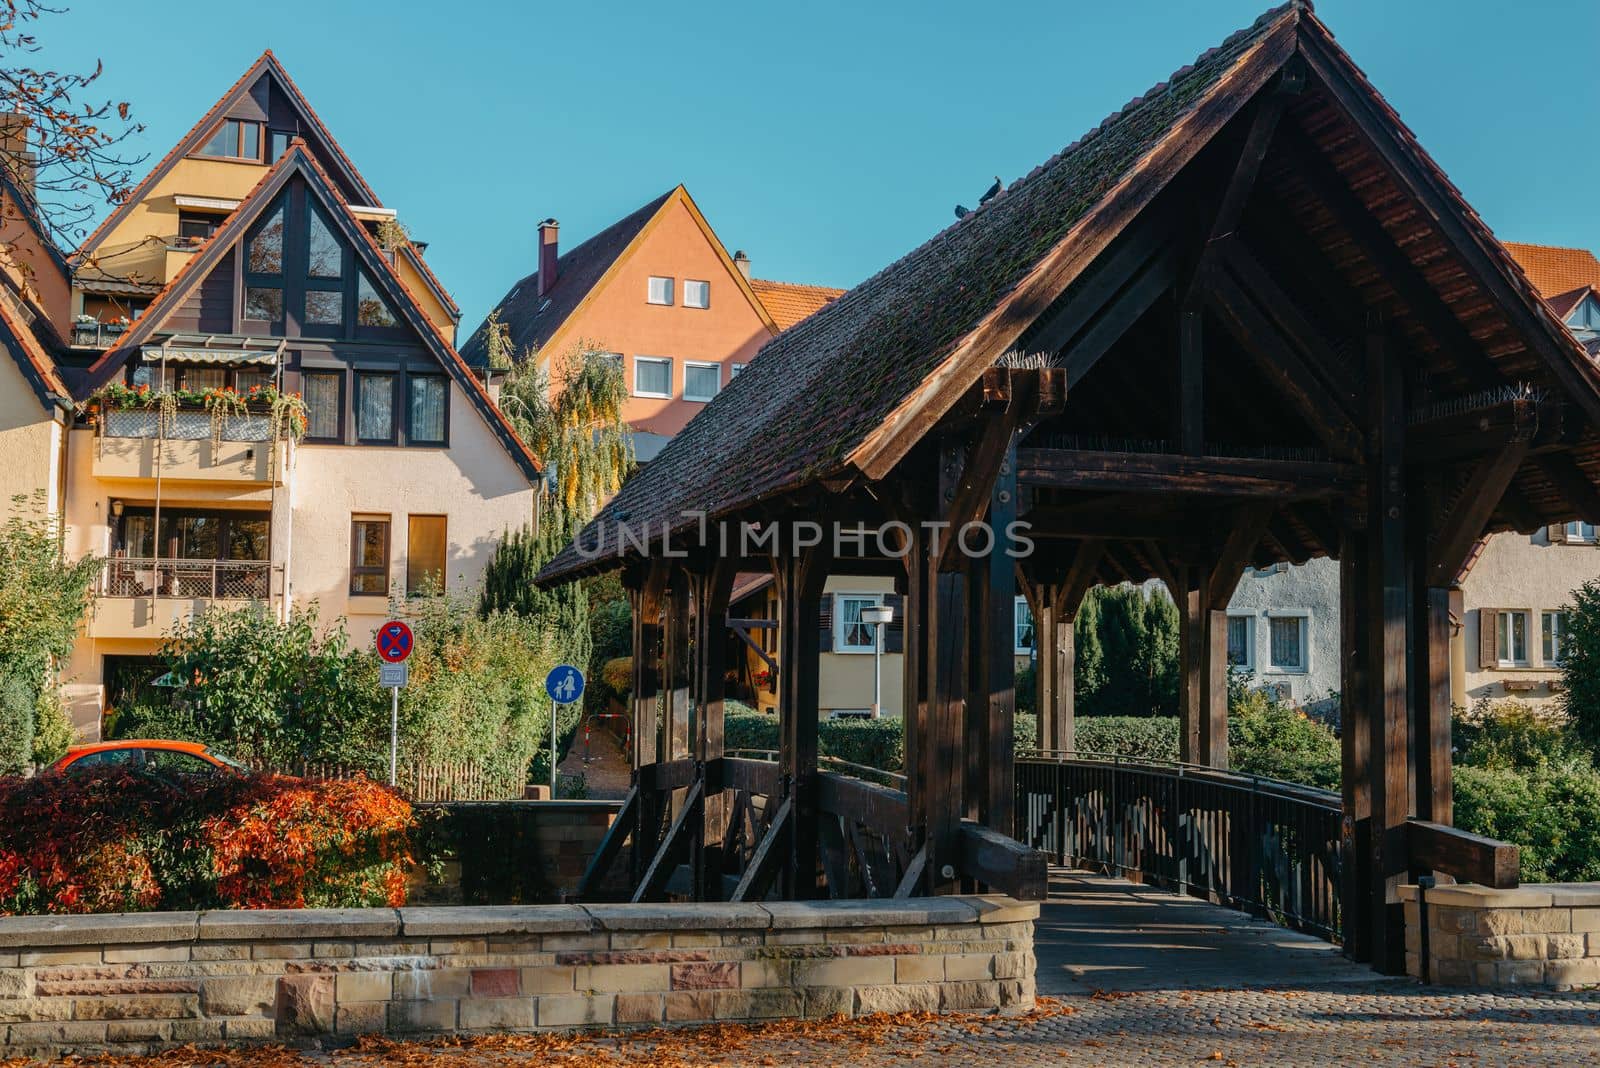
left=243, top=202, right=285, bottom=322
left=357, top=273, right=396, bottom=328
left=197, top=119, right=262, bottom=161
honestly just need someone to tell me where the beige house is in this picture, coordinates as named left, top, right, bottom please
left=0, top=56, right=541, bottom=739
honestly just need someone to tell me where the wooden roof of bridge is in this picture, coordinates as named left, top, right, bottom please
left=540, top=0, right=1600, bottom=585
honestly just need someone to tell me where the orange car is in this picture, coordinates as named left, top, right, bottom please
left=49, top=740, right=246, bottom=777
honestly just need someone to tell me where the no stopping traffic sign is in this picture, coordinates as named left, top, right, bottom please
left=376, top=620, right=414, bottom=663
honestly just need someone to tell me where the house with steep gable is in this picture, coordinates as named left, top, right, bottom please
left=461, top=186, right=843, bottom=461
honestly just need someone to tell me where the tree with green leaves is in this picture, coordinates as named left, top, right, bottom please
left=0, top=494, right=101, bottom=770
left=479, top=317, right=633, bottom=669
left=1560, top=577, right=1600, bottom=760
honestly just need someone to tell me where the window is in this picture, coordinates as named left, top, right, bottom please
left=1566, top=522, right=1597, bottom=543
left=1014, top=597, right=1034, bottom=655
left=634, top=356, right=672, bottom=398
left=834, top=594, right=882, bottom=653
left=267, top=130, right=293, bottom=163
left=408, top=375, right=448, bottom=445
left=1544, top=611, right=1568, bottom=666
left=406, top=515, right=447, bottom=596
left=243, top=287, right=283, bottom=322
left=730, top=363, right=747, bottom=378
left=683, top=361, right=720, bottom=402
left=350, top=517, right=390, bottom=595
left=177, top=211, right=223, bottom=242
left=304, top=290, right=343, bottom=326
left=196, top=118, right=262, bottom=161
left=1227, top=613, right=1255, bottom=670
left=246, top=204, right=285, bottom=274
left=356, top=272, right=396, bottom=327
left=356, top=373, right=396, bottom=442
left=647, top=276, right=674, bottom=305
left=1267, top=614, right=1308, bottom=672
left=684, top=280, right=710, bottom=309
left=307, top=209, right=342, bottom=279
left=1497, top=610, right=1530, bottom=668
left=302, top=372, right=342, bottom=441
left=184, top=367, right=227, bottom=392
left=597, top=352, right=623, bottom=370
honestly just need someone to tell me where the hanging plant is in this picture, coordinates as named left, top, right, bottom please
left=86, top=382, right=309, bottom=445
left=203, top=387, right=251, bottom=449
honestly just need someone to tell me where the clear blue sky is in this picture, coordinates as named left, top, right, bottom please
left=42, top=0, right=1600, bottom=334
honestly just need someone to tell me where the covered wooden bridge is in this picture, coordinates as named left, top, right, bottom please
left=539, top=0, right=1600, bottom=974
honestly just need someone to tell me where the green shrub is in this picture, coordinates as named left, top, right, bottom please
left=820, top=718, right=904, bottom=772
left=1075, top=584, right=1179, bottom=717
left=1561, top=578, right=1600, bottom=760
left=30, top=690, right=73, bottom=767
left=725, top=703, right=778, bottom=754
left=1074, top=716, right=1180, bottom=760
left=1455, top=700, right=1589, bottom=774
left=1015, top=665, right=1036, bottom=717
left=1228, top=688, right=1342, bottom=790
left=1014, top=712, right=1038, bottom=752
left=1454, top=764, right=1600, bottom=883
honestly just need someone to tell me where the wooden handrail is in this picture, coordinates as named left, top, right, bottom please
left=1407, top=819, right=1519, bottom=889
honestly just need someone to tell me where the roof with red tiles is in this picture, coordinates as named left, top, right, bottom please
left=1504, top=243, right=1600, bottom=302
left=749, top=279, right=846, bottom=331
left=0, top=289, right=68, bottom=409
left=79, top=141, right=539, bottom=481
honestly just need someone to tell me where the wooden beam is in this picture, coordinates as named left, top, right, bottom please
left=968, top=437, right=1018, bottom=830
left=957, top=819, right=1048, bottom=901
left=1021, top=505, right=1199, bottom=544
left=893, top=843, right=930, bottom=898
left=1178, top=302, right=1204, bottom=454
left=941, top=369, right=1020, bottom=568
left=1059, top=246, right=1178, bottom=388
left=1536, top=455, right=1600, bottom=523
left=1217, top=237, right=1363, bottom=414
left=1204, top=264, right=1364, bottom=458
left=632, top=779, right=704, bottom=903
left=1338, top=513, right=1372, bottom=964
left=691, top=558, right=737, bottom=900
left=576, top=786, right=637, bottom=901
left=1428, top=441, right=1531, bottom=587
left=1208, top=502, right=1275, bottom=611
left=775, top=546, right=830, bottom=898
left=728, top=618, right=778, bottom=684
left=1061, top=538, right=1106, bottom=613
left=1021, top=210, right=1176, bottom=358
left=1407, top=820, right=1519, bottom=889
left=729, top=797, right=790, bottom=903
left=1018, top=449, right=1360, bottom=498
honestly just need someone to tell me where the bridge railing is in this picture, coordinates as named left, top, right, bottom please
left=1016, top=751, right=1342, bottom=941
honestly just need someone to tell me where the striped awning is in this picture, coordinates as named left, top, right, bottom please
left=141, top=335, right=283, bottom=366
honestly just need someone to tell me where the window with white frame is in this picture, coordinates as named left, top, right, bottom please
left=1014, top=597, right=1034, bottom=655
left=1498, top=609, right=1531, bottom=667
left=597, top=351, right=623, bottom=370
left=1567, top=521, right=1597, bottom=543
left=1226, top=613, right=1255, bottom=670
left=834, top=594, right=882, bottom=653
left=683, top=361, right=720, bottom=402
left=683, top=280, right=710, bottom=309
left=633, top=356, right=672, bottom=398
left=730, top=363, right=747, bottom=378
left=646, top=276, right=674, bottom=306
left=1267, top=613, right=1308, bottom=672
left=1543, top=611, right=1568, bottom=665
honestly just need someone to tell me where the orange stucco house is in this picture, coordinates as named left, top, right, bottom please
left=461, top=186, right=843, bottom=460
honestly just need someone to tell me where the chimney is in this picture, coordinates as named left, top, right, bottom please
left=0, top=113, right=36, bottom=197
left=733, top=249, right=751, bottom=281
left=537, top=218, right=560, bottom=297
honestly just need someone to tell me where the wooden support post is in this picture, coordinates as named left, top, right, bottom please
left=690, top=558, right=736, bottom=900
left=1178, top=564, right=1206, bottom=766
left=662, top=580, right=691, bottom=763
left=1365, top=323, right=1410, bottom=975
left=1202, top=604, right=1229, bottom=770
left=1416, top=583, right=1453, bottom=828
left=1338, top=510, right=1372, bottom=963
left=966, top=441, right=1017, bottom=831
left=775, top=544, right=829, bottom=899
left=1179, top=303, right=1204, bottom=455
left=626, top=565, right=667, bottom=887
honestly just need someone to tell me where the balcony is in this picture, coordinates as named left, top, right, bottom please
left=92, top=410, right=289, bottom=485
left=72, top=320, right=131, bottom=349
left=90, top=558, right=272, bottom=639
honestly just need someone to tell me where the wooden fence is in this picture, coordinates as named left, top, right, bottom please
left=260, top=759, right=526, bottom=802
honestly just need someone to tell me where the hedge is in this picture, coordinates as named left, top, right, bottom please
left=0, top=770, right=412, bottom=914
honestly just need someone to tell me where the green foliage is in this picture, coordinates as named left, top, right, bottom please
left=1561, top=577, right=1600, bottom=759
left=116, top=598, right=560, bottom=793
left=30, top=689, right=73, bottom=767
left=1227, top=686, right=1341, bottom=790
left=0, top=494, right=100, bottom=771
left=1455, top=700, right=1589, bottom=774
left=1074, top=584, right=1179, bottom=717
left=1454, top=764, right=1600, bottom=883
left=478, top=524, right=591, bottom=670
left=1073, top=716, right=1181, bottom=761
left=819, top=718, right=904, bottom=773
left=1015, top=665, right=1036, bottom=717
left=725, top=702, right=778, bottom=754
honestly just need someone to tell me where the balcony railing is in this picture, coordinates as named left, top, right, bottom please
left=102, top=557, right=271, bottom=600
left=101, top=408, right=274, bottom=443
left=72, top=321, right=131, bottom=348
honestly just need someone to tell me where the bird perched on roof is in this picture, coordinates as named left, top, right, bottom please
left=954, top=204, right=970, bottom=219
left=980, top=176, right=1004, bottom=205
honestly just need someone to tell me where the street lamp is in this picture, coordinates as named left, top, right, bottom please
left=862, top=604, right=895, bottom=719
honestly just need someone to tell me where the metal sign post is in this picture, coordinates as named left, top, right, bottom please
left=543, top=665, right=586, bottom=797
left=376, top=621, right=415, bottom=787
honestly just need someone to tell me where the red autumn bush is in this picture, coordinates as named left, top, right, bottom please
left=0, top=768, right=413, bottom=914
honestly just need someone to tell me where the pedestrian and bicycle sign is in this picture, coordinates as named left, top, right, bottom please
left=376, top=620, right=414, bottom=663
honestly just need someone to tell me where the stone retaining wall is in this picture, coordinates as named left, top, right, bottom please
left=1402, top=883, right=1600, bottom=988
left=0, top=897, right=1036, bottom=1056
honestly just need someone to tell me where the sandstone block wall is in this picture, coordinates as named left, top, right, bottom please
left=0, top=897, right=1036, bottom=1056
left=1402, top=883, right=1600, bottom=988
